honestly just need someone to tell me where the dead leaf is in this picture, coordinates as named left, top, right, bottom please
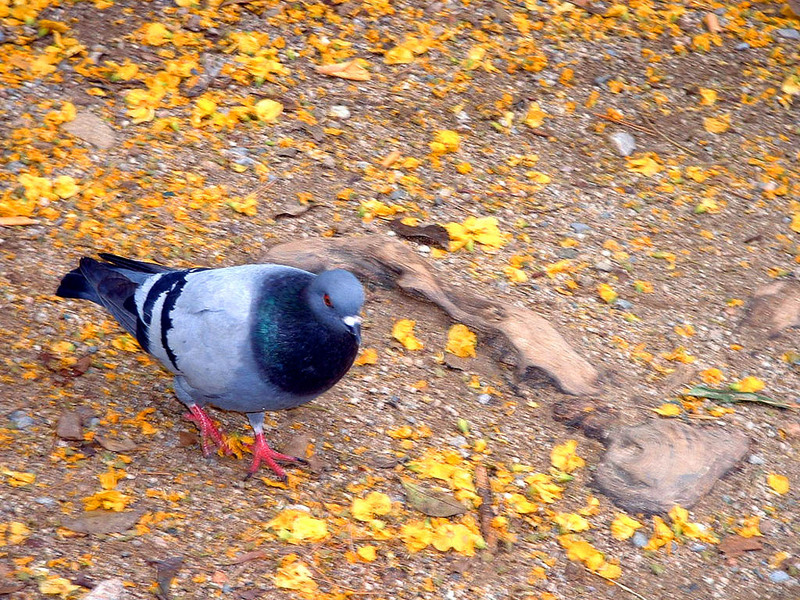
left=56, top=411, right=83, bottom=441
left=0, top=580, right=24, bottom=595
left=0, top=216, right=38, bottom=226
left=401, top=479, right=467, bottom=517
left=315, top=60, right=371, bottom=81
left=380, top=150, right=402, bottom=168
left=281, top=433, right=326, bottom=473
left=273, top=204, right=320, bottom=219
left=62, top=508, right=145, bottom=535
left=178, top=431, right=199, bottom=448
left=388, top=219, right=450, bottom=249
left=718, top=535, right=763, bottom=558
left=704, top=13, right=722, bottom=33
left=224, top=549, right=268, bottom=565
left=95, top=435, right=138, bottom=453
left=62, top=355, right=92, bottom=379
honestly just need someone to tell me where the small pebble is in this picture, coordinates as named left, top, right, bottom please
left=690, top=543, right=708, bottom=552
left=390, top=189, right=408, bottom=201
left=477, top=394, right=492, bottom=405
left=594, top=258, right=614, bottom=272
left=632, top=531, right=648, bottom=548
left=570, top=222, right=590, bottom=233
left=734, top=42, right=750, bottom=50
left=35, top=497, right=58, bottom=507
left=556, top=248, right=579, bottom=259
left=594, top=74, right=613, bottom=85
left=615, top=298, right=633, bottom=310
left=609, top=131, right=637, bottom=157
left=774, top=28, right=800, bottom=40
left=8, top=410, right=34, bottom=430
left=329, top=105, right=351, bottom=119
left=747, top=454, right=765, bottom=465
left=768, top=571, right=791, bottom=584
left=5, top=160, right=24, bottom=174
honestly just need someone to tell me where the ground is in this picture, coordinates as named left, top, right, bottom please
left=0, top=0, right=798, bottom=599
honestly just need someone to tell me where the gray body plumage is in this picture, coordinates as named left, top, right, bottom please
left=57, top=255, right=364, bottom=419
left=140, top=265, right=315, bottom=413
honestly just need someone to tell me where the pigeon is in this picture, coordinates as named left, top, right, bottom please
left=56, top=253, right=364, bottom=479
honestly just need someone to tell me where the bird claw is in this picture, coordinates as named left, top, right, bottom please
left=185, top=406, right=232, bottom=456
left=247, top=433, right=306, bottom=480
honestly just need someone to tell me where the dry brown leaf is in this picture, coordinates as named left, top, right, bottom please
left=315, top=60, right=370, bottom=82
left=0, top=216, right=38, bottom=226
left=704, top=13, right=722, bottom=33
left=401, top=479, right=468, bottom=517
left=380, top=150, right=402, bottom=168
left=95, top=434, right=138, bottom=453
left=718, top=535, right=763, bottom=558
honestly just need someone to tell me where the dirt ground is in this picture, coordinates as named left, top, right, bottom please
left=0, top=0, right=798, bottom=599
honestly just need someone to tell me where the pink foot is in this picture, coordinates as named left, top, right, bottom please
left=184, top=405, right=231, bottom=456
left=246, top=432, right=306, bottom=481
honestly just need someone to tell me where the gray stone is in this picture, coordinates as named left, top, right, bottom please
left=62, top=111, right=117, bottom=150
left=570, top=222, right=590, bottom=233
left=690, top=543, right=708, bottom=552
left=609, top=131, right=637, bottom=157
left=81, top=578, right=128, bottom=600
left=594, top=258, right=614, bottom=272
left=747, top=454, right=765, bottom=465
left=4, top=160, right=24, bottom=174
left=734, top=42, right=750, bottom=50
left=632, top=531, right=648, bottom=548
left=390, top=189, right=408, bottom=201
left=615, top=299, right=633, bottom=310
left=477, top=394, right=492, bottom=405
left=8, top=410, right=34, bottom=430
left=775, top=28, right=800, bottom=40
left=556, top=248, right=579, bottom=259
left=768, top=571, right=791, bottom=584
left=594, top=74, right=613, bottom=86
left=329, top=105, right=351, bottom=119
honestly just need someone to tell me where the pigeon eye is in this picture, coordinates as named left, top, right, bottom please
left=323, top=293, right=333, bottom=308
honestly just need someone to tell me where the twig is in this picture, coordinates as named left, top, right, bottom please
left=640, top=114, right=697, bottom=156
left=592, top=113, right=656, bottom=135
left=474, top=463, right=498, bottom=553
left=585, top=567, right=652, bottom=600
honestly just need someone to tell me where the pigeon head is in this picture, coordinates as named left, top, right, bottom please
left=306, top=269, right=364, bottom=341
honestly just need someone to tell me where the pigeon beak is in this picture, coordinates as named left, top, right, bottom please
left=342, top=315, right=362, bottom=341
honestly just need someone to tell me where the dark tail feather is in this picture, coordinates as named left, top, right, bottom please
left=57, top=257, right=141, bottom=336
left=56, top=269, right=100, bottom=302
left=97, top=253, right=174, bottom=274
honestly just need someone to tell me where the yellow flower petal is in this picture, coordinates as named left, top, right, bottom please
left=392, top=319, right=424, bottom=351
left=445, top=324, right=477, bottom=358
left=550, top=440, right=585, bottom=473
left=254, top=99, right=283, bottom=122
left=767, top=473, right=789, bottom=495
left=653, top=403, right=682, bottom=417
left=610, top=513, right=642, bottom=540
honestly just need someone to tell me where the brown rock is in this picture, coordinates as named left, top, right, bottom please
left=739, top=280, right=800, bottom=341
left=593, top=421, right=749, bottom=514
left=62, top=508, right=145, bottom=535
left=62, top=111, right=116, bottom=150
left=56, top=411, right=83, bottom=441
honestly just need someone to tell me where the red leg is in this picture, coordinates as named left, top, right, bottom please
left=184, top=405, right=231, bottom=456
left=247, top=431, right=306, bottom=480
